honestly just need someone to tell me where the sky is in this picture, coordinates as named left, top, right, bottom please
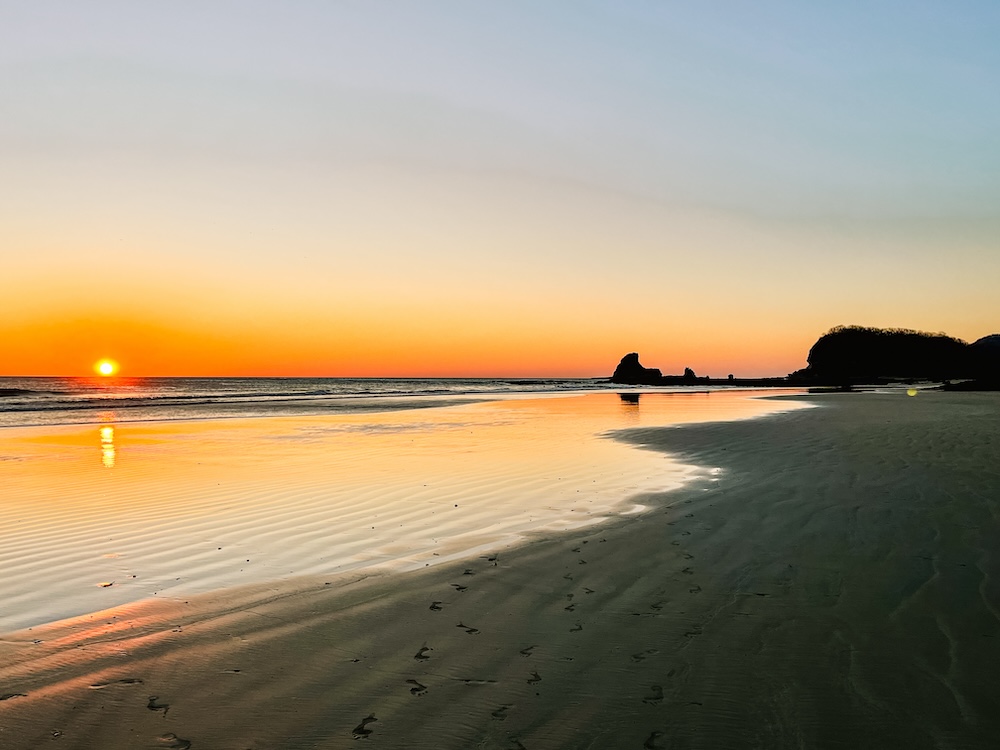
left=2, top=1, right=998, bottom=377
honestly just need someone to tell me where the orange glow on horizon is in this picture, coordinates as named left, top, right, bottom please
left=0, top=309, right=818, bottom=378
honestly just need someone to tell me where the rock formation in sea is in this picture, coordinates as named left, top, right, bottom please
left=611, top=353, right=663, bottom=385
left=610, top=355, right=715, bottom=385
left=611, top=327, right=1000, bottom=389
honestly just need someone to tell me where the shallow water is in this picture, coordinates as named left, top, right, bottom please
left=0, top=390, right=807, bottom=632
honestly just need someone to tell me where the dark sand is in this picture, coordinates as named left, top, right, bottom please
left=2, top=391, right=999, bottom=749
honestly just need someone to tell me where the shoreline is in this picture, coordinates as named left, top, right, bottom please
left=3, top=391, right=999, bottom=748
left=0, top=381, right=807, bottom=432
left=0, top=390, right=802, bottom=633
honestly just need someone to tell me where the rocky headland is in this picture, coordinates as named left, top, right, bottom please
left=611, top=325, right=1000, bottom=389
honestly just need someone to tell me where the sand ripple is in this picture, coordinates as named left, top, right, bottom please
left=0, top=391, right=800, bottom=632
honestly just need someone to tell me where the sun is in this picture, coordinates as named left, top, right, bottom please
left=94, top=359, right=119, bottom=377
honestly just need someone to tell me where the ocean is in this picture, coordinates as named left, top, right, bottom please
left=0, top=376, right=618, bottom=428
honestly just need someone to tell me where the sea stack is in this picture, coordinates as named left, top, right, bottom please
left=611, top=353, right=663, bottom=385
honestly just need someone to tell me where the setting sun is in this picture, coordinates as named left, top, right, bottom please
left=95, top=359, right=118, bottom=377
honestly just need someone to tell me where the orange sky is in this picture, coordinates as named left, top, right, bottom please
left=2, top=5, right=997, bottom=377
left=3, top=179, right=997, bottom=377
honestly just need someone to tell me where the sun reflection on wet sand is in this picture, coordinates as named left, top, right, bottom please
left=0, top=390, right=809, bottom=632
left=99, top=426, right=115, bottom=468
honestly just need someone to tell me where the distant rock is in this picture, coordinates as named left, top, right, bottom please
left=611, top=353, right=663, bottom=385
left=611, top=327, right=1000, bottom=390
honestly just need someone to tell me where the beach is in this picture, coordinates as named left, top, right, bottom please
left=2, top=390, right=1000, bottom=749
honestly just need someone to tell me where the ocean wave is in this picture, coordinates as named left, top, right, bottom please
left=0, top=377, right=614, bottom=429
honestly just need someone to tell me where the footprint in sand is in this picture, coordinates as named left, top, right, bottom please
left=157, top=733, right=191, bottom=750
left=688, top=585, right=702, bottom=594
left=429, top=601, right=443, bottom=611
left=571, top=546, right=582, bottom=553
left=643, top=730, right=665, bottom=749
left=631, top=649, right=659, bottom=662
left=569, top=623, right=583, bottom=632
left=147, top=696, right=170, bottom=715
left=414, top=646, right=433, bottom=661
left=578, top=559, right=588, bottom=565
left=451, top=584, right=468, bottom=592
left=352, top=714, right=378, bottom=739
left=527, top=671, right=542, bottom=684
left=463, top=569, right=476, bottom=576
left=583, top=587, right=595, bottom=594
left=564, top=603, right=576, bottom=612
left=457, top=622, right=480, bottom=635
left=406, top=679, right=427, bottom=696
left=491, top=704, right=513, bottom=721
left=650, top=601, right=664, bottom=611
left=681, top=567, right=694, bottom=575
left=89, top=678, right=143, bottom=689
left=563, top=573, right=573, bottom=581
left=0, top=693, right=27, bottom=701
left=643, top=685, right=664, bottom=705
left=519, top=645, right=537, bottom=657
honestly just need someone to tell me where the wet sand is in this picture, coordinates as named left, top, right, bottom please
left=0, top=391, right=798, bottom=632
left=2, top=391, right=1000, bottom=749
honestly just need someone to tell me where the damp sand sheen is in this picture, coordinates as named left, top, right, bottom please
left=3, top=389, right=1000, bottom=749
left=0, top=391, right=800, bottom=632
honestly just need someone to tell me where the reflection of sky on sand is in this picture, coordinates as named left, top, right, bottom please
left=0, top=390, right=807, bottom=632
